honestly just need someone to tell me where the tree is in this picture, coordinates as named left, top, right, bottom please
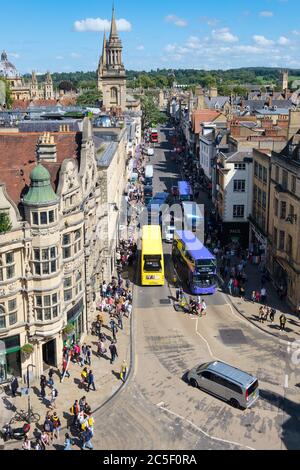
left=140, top=95, right=167, bottom=129
left=0, top=212, right=12, bottom=233
left=0, top=78, right=13, bottom=109
left=76, top=90, right=102, bottom=107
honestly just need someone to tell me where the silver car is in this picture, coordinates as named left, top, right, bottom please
left=187, top=361, right=259, bottom=409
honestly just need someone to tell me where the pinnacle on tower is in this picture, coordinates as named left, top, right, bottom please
left=102, top=32, right=107, bottom=66
left=110, top=5, right=119, bottom=40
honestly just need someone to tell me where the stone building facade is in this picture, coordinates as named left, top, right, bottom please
left=0, top=115, right=137, bottom=383
left=267, top=132, right=300, bottom=310
left=0, top=51, right=55, bottom=103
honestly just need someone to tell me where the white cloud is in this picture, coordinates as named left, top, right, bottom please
left=259, top=11, right=274, bottom=17
left=292, top=30, right=300, bottom=36
left=74, top=17, right=132, bottom=32
left=165, top=14, right=188, bottom=27
left=278, top=36, right=290, bottom=45
left=9, top=53, right=20, bottom=59
left=137, top=45, right=145, bottom=51
left=56, top=55, right=64, bottom=60
left=253, top=35, right=274, bottom=46
left=70, top=52, right=81, bottom=58
left=211, top=28, right=239, bottom=43
left=199, top=16, right=219, bottom=26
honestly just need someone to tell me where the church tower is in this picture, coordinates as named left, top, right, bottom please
left=30, top=71, right=39, bottom=99
left=44, top=71, right=54, bottom=100
left=97, top=7, right=127, bottom=111
left=281, top=69, right=289, bottom=93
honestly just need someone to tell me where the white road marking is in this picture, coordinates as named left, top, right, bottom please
left=195, top=317, right=220, bottom=361
left=284, top=374, right=289, bottom=388
left=157, top=404, right=255, bottom=450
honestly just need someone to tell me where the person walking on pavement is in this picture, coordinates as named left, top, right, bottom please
left=201, top=300, right=207, bottom=316
left=260, top=286, right=267, bottom=304
left=117, top=311, right=123, bottom=330
left=82, top=427, right=94, bottom=450
left=40, top=375, right=47, bottom=402
left=251, top=290, right=256, bottom=303
left=270, top=308, right=276, bottom=323
left=120, top=360, right=128, bottom=382
left=109, top=341, right=118, bottom=364
left=51, top=412, right=61, bottom=440
left=279, top=314, right=287, bottom=331
left=110, top=319, right=118, bottom=342
left=228, top=278, right=233, bottom=296
left=80, top=367, right=88, bottom=390
left=87, top=370, right=96, bottom=392
left=49, top=386, right=58, bottom=409
left=70, top=399, right=80, bottom=428
left=86, top=346, right=92, bottom=366
left=64, top=433, right=73, bottom=451
left=10, top=374, right=19, bottom=398
left=60, top=358, right=70, bottom=382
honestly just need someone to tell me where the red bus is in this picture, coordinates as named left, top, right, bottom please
left=150, top=129, right=159, bottom=143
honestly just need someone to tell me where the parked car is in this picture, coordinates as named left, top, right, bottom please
left=187, top=360, right=259, bottom=409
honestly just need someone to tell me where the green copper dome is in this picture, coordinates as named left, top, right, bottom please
left=24, top=164, right=58, bottom=206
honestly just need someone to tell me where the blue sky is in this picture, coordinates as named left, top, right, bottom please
left=1, top=0, right=300, bottom=73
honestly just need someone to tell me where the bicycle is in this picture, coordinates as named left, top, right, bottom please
left=10, top=409, right=40, bottom=424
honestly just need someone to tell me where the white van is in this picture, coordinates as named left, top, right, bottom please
left=164, top=226, right=176, bottom=243
left=147, top=148, right=154, bottom=156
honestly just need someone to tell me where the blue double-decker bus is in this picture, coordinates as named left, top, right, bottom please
left=172, top=230, right=217, bottom=295
left=178, top=181, right=193, bottom=202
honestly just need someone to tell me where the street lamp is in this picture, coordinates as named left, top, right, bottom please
left=26, top=364, right=36, bottom=424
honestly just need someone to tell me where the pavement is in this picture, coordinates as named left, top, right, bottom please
left=219, top=259, right=300, bottom=345
left=1, top=305, right=132, bottom=450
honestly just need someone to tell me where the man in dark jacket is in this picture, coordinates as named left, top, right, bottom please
left=109, top=342, right=118, bottom=364
left=87, top=370, right=96, bottom=392
left=10, top=375, right=19, bottom=398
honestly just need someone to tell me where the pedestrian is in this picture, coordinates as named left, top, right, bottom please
left=79, top=396, right=87, bottom=412
left=201, top=300, right=207, bottom=316
left=109, top=341, right=118, bottom=364
left=22, top=435, right=31, bottom=451
left=258, top=306, right=264, bottom=323
left=51, top=412, right=61, bottom=440
left=39, top=375, right=46, bottom=400
left=263, top=306, right=269, bottom=322
left=81, top=343, right=87, bottom=364
left=120, top=360, right=128, bottom=382
left=86, top=346, right=92, bottom=366
left=82, top=427, right=94, bottom=450
left=228, top=278, right=233, bottom=296
left=48, top=368, right=55, bottom=387
left=87, top=370, right=96, bottom=392
left=110, top=320, right=118, bottom=342
left=10, top=374, right=19, bottom=398
left=260, top=287, right=267, bottom=304
left=64, top=433, right=73, bottom=451
left=70, top=399, right=80, bottom=427
left=270, top=308, right=276, bottom=323
left=279, top=314, right=287, bottom=331
left=43, top=416, right=54, bottom=443
left=49, top=386, right=58, bottom=409
left=251, top=290, right=256, bottom=303
left=60, top=358, right=70, bottom=382
left=255, top=290, right=261, bottom=303
left=102, top=281, right=107, bottom=298
left=176, top=288, right=180, bottom=302
left=233, top=278, right=239, bottom=296
left=81, top=367, right=88, bottom=390
left=239, top=284, right=245, bottom=300
left=117, top=311, right=123, bottom=330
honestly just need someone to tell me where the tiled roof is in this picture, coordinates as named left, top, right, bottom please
left=205, top=96, right=230, bottom=109
left=12, top=99, right=58, bottom=111
left=191, top=110, right=224, bottom=133
left=0, top=132, right=81, bottom=204
left=226, top=151, right=253, bottom=163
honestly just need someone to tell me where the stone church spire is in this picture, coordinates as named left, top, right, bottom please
left=110, top=5, right=119, bottom=40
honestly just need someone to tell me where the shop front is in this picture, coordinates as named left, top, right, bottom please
left=249, top=222, right=267, bottom=265
left=221, top=222, right=249, bottom=249
left=66, top=298, right=85, bottom=345
left=0, top=334, right=21, bottom=384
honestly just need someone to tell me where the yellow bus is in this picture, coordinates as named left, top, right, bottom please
left=141, top=225, right=165, bottom=286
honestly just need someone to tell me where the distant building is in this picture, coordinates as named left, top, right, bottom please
left=0, top=51, right=55, bottom=103
left=97, top=8, right=140, bottom=113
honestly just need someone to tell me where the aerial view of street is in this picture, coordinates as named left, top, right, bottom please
left=1, top=0, right=300, bottom=457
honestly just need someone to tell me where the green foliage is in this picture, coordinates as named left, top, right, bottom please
left=0, top=77, right=13, bottom=109
left=63, top=324, right=75, bottom=336
left=76, top=90, right=102, bottom=107
left=21, top=344, right=34, bottom=355
left=141, top=95, right=167, bottom=128
left=0, top=212, right=12, bottom=233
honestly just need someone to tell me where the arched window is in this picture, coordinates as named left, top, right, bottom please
left=111, top=87, right=118, bottom=104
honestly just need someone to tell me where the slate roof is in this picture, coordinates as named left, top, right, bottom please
left=225, top=150, right=253, bottom=163
left=204, top=96, right=230, bottom=109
